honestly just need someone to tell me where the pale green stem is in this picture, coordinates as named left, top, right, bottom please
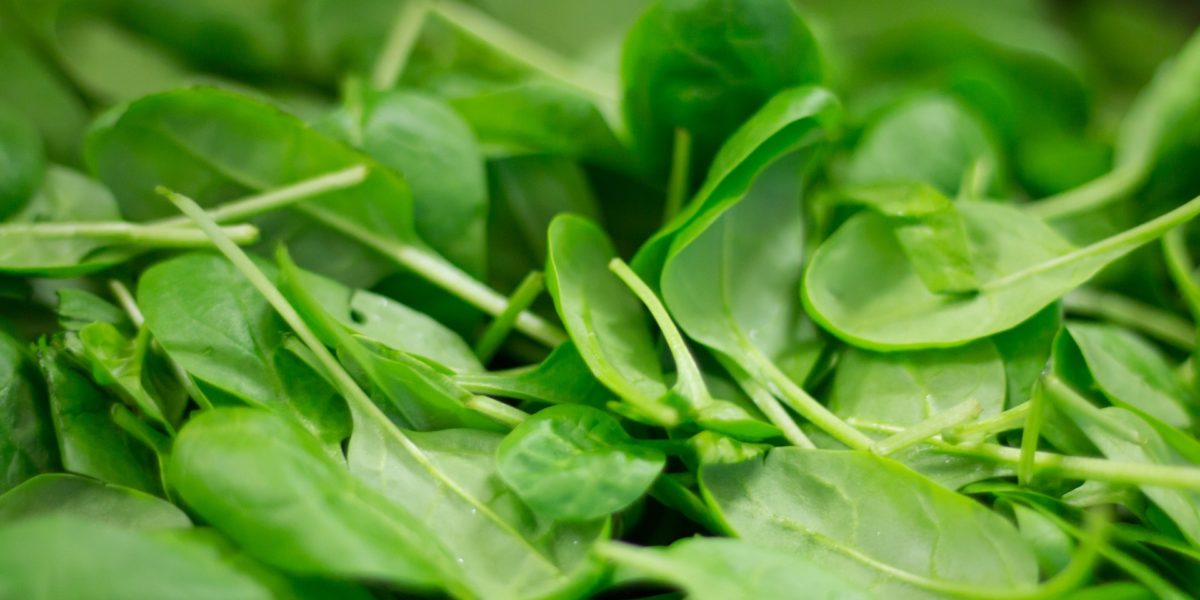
left=153, top=165, right=368, bottom=228
left=108, top=279, right=213, bottom=411
left=1162, top=227, right=1200, bottom=320
left=111, top=404, right=172, bottom=455
left=854, top=418, right=1200, bottom=491
left=474, top=271, right=545, bottom=363
left=163, top=187, right=555, bottom=581
left=1064, top=288, right=1194, bottom=350
left=871, top=399, right=981, bottom=457
left=726, top=365, right=814, bottom=449
left=662, top=128, right=692, bottom=224
left=0, top=222, right=258, bottom=246
left=297, top=203, right=567, bottom=347
left=1024, top=165, right=1142, bottom=221
left=946, top=402, right=1029, bottom=443
left=748, top=347, right=874, bottom=450
left=371, top=0, right=429, bottom=90
left=986, top=190, right=1200, bottom=291
left=1018, top=380, right=1046, bottom=485
left=609, top=257, right=709, bottom=403
left=464, top=396, right=528, bottom=428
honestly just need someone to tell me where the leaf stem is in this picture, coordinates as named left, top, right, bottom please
left=722, top=359, right=814, bottom=449
left=464, top=396, right=528, bottom=428
left=1042, top=373, right=1144, bottom=445
left=986, top=190, right=1200, bottom=292
left=946, top=402, right=1029, bottom=443
left=871, top=399, right=981, bottom=456
left=609, top=257, right=710, bottom=404
left=1064, top=288, right=1194, bottom=350
left=1018, top=381, right=1046, bottom=485
left=298, top=203, right=567, bottom=347
left=662, top=128, right=692, bottom=224
left=1024, top=166, right=1142, bottom=221
left=371, top=0, right=429, bottom=90
left=474, top=271, right=545, bottom=363
left=746, top=347, right=874, bottom=450
left=647, top=475, right=724, bottom=533
left=153, top=165, right=368, bottom=228
left=1162, top=227, right=1200, bottom=321
left=110, top=404, right=172, bottom=457
left=0, top=222, right=259, bottom=246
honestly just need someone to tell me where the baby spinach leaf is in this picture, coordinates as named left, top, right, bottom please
left=632, top=85, right=841, bottom=282
left=545, top=214, right=681, bottom=426
left=830, top=340, right=1006, bottom=426
left=621, top=0, right=822, bottom=175
left=0, top=105, right=43, bottom=219
left=837, top=182, right=978, bottom=294
left=0, top=25, right=88, bottom=161
left=55, top=288, right=131, bottom=332
left=321, top=85, right=488, bottom=275
left=496, top=404, right=665, bottom=521
left=993, top=303, right=1062, bottom=408
left=701, top=448, right=1039, bottom=596
left=454, top=341, right=612, bottom=407
left=1053, top=394, right=1200, bottom=546
left=0, top=330, right=56, bottom=494
left=844, top=93, right=1000, bottom=196
left=74, top=323, right=183, bottom=431
left=0, top=473, right=189, bottom=529
left=294, top=266, right=482, bottom=373
left=805, top=196, right=1200, bottom=350
left=1056, top=322, right=1194, bottom=429
left=137, top=253, right=351, bottom=452
left=35, top=339, right=159, bottom=495
left=600, top=537, right=872, bottom=600
left=0, top=516, right=273, bottom=600
left=168, top=407, right=458, bottom=593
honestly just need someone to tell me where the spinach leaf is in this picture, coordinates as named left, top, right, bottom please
left=545, top=214, right=681, bottom=426
left=702, top=448, right=1039, bottom=596
left=621, top=0, right=822, bottom=175
left=55, top=288, right=131, bottom=332
left=844, top=93, right=1000, bottom=196
left=0, top=105, right=43, bottom=219
left=830, top=340, right=1006, bottom=426
left=321, top=85, right=488, bottom=275
left=0, top=516, right=273, bottom=600
left=0, top=24, right=88, bottom=161
left=455, top=341, right=611, bottom=408
left=496, top=404, right=664, bottom=521
left=74, top=322, right=185, bottom=431
left=137, top=253, right=351, bottom=452
left=168, top=406, right=459, bottom=593
left=0, top=473, right=189, bottom=529
left=600, top=537, right=872, bottom=600
left=0, top=330, right=56, bottom=493
left=1056, top=322, right=1194, bottom=429
left=993, top=303, right=1062, bottom=408
left=35, top=339, right=159, bottom=495
left=805, top=196, right=1200, bottom=349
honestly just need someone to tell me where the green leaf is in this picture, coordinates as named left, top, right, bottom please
left=830, top=340, right=1006, bottom=427
left=993, top=303, right=1062, bottom=408
left=601, top=537, right=872, bottom=600
left=837, top=183, right=978, bottom=294
left=137, top=253, right=351, bottom=451
left=0, top=473, right=189, bottom=530
left=844, top=94, right=1000, bottom=196
left=454, top=341, right=612, bottom=407
left=168, top=407, right=458, bottom=593
left=701, top=448, right=1039, bottom=596
left=804, top=197, right=1200, bottom=350
left=0, top=26, right=89, bottom=161
left=545, top=214, right=681, bottom=426
left=1056, top=322, right=1194, bottom=430
left=55, top=288, right=131, bottom=332
left=621, top=0, right=822, bottom=175
left=0, top=105, right=43, bottom=219
left=321, top=86, right=488, bottom=275
left=35, top=339, right=159, bottom=495
left=75, top=322, right=184, bottom=431
left=0, top=330, right=56, bottom=494
left=496, top=404, right=665, bottom=521
left=0, top=516, right=273, bottom=600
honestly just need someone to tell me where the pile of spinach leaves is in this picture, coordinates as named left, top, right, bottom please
left=3, top=0, right=1200, bottom=597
